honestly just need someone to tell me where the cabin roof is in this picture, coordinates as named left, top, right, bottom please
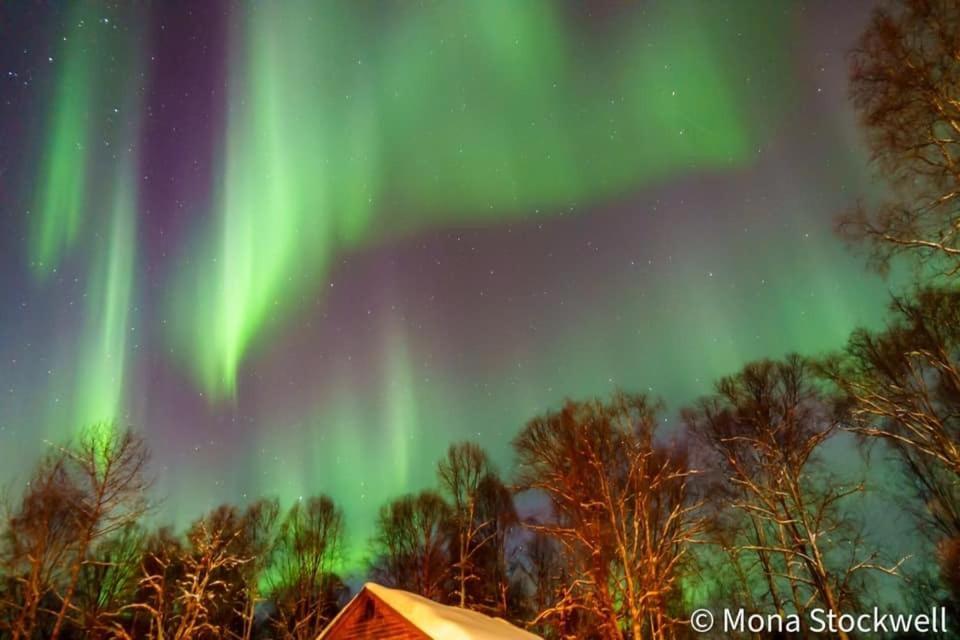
left=318, top=582, right=541, bottom=640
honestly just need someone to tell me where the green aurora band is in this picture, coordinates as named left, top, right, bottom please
left=169, top=0, right=789, bottom=398
left=16, top=1, right=902, bottom=571
left=29, top=7, right=143, bottom=437
left=29, top=6, right=95, bottom=275
left=75, top=166, right=136, bottom=438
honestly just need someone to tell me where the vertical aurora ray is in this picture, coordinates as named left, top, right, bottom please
left=29, top=9, right=95, bottom=274
left=382, top=320, right=419, bottom=491
left=231, top=314, right=466, bottom=570
left=170, top=2, right=376, bottom=397
left=69, top=16, right=144, bottom=437
left=170, top=0, right=790, bottom=400
left=74, top=165, right=137, bottom=436
left=25, top=7, right=145, bottom=437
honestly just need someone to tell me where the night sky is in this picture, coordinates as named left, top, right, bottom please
left=0, top=1, right=897, bottom=566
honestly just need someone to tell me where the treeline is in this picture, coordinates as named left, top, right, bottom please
left=3, top=314, right=960, bottom=640
left=5, top=0, right=960, bottom=638
left=4, top=319, right=959, bottom=639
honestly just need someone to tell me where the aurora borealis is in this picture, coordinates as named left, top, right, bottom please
left=1, top=1, right=896, bottom=567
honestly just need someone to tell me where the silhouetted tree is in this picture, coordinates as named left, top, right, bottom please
left=233, top=498, right=280, bottom=640
left=513, top=531, right=582, bottom=639
left=437, top=441, right=517, bottom=612
left=686, top=356, right=903, bottom=640
left=73, top=523, right=144, bottom=635
left=843, top=0, right=960, bottom=277
left=49, top=428, right=150, bottom=640
left=369, top=490, right=451, bottom=601
left=268, top=496, right=346, bottom=640
left=473, top=471, right=520, bottom=617
left=1, top=451, right=81, bottom=640
left=826, top=289, right=960, bottom=474
left=824, top=287, right=960, bottom=617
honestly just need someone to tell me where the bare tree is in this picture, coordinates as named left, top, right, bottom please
left=169, top=501, right=280, bottom=640
left=686, top=356, right=904, bottom=640
left=369, top=490, right=451, bottom=601
left=233, top=499, right=280, bottom=640
left=437, top=442, right=517, bottom=611
left=438, top=442, right=490, bottom=608
left=513, top=531, right=586, bottom=639
left=473, top=472, right=519, bottom=617
left=890, top=441, right=960, bottom=622
left=513, top=391, right=702, bottom=640
left=824, top=287, right=960, bottom=612
left=48, top=427, right=150, bottom=640
left=118, top=519, right=249, bottom=640
left=73, top=523, right=145, bottom=635
left=123, top=527, right=182, bottom=638
left=1, top=452, right=81, bottom=640
left=174, top=520, right=248, bottom=640
left=842, top=0, right=960, bottom=277
left=824, top=289, right=960, bottom=474
left=268, top=496, right=346, bottom=640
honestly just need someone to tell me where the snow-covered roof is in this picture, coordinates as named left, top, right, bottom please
left=318, top=582, right=542, bottom=640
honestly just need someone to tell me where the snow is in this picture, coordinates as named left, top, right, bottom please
left=318, top=582, right=542, bottom=640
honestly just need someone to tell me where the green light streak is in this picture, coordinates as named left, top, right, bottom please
left=169, top=3, right=360, bottom=396
left=30, top=11, right=94, bottom=274
left=169, top=0, right=788, bottom=398
left=27, top=8, right=144, bottom=437
left=235, top=321, right=453, bottom=572
left=75, top=166, right=136, bottom=436
left=384, top=322, right=417, bottom=490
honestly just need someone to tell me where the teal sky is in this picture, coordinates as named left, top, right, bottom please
left=0, top=1, right=899, bottom=570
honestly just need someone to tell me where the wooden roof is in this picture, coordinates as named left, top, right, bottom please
left=318, top=583, right=541, bottom=640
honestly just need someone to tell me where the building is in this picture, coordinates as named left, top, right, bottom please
left=317, top=582, right=542, bottom=640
